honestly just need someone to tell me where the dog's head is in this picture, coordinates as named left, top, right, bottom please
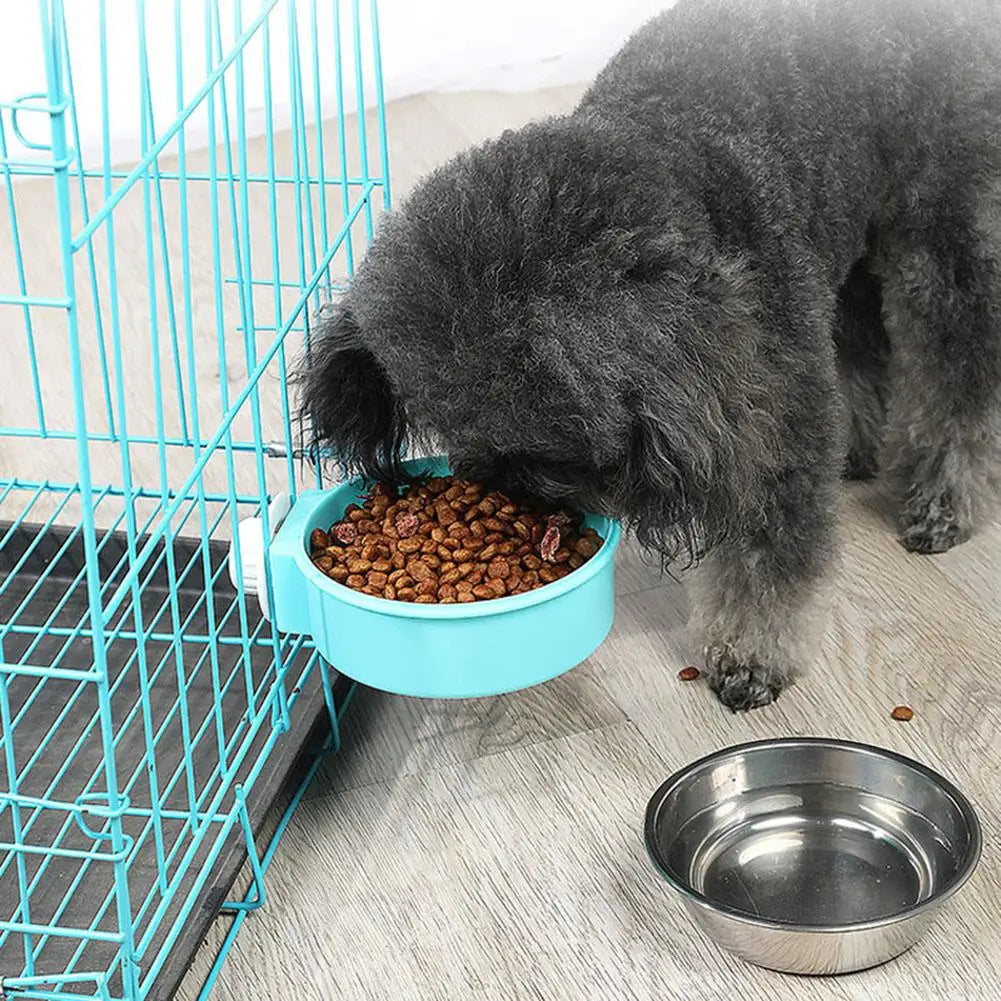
left=297, top=116, right=769, bottom=563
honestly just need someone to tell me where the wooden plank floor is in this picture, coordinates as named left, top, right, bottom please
left=177, top=87, right=1001, bottom=1001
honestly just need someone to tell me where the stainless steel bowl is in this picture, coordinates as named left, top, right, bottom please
left=644, top=738, right=982, bottom=975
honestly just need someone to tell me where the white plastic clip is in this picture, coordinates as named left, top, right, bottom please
left=227, top=492, right=292, bottom=621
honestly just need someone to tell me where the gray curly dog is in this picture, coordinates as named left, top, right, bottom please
left=297, top=0, right=1001, bottom=711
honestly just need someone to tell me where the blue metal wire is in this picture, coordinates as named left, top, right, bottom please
left=333, top=0, right=356, bottom=277
left=196, top=673, right=357, bottom=1000
left=0, top=121, right=48, bottom=435
left=1, top=1, right=389, bottom=998
left=62, top=17, right=117, bottom=438
left=35, top=7, right=139, bottom=995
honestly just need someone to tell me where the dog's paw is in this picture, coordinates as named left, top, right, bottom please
left=899, top=491, right=970, bottom=554
left=704, top=643, right=783, bottom=713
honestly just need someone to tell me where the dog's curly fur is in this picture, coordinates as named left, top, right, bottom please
left=297, top=0, right=1001, bottom=711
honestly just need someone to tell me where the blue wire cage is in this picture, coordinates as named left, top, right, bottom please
left=0, top=2, right=389, bottom=997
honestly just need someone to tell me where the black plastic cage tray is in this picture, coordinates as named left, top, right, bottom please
left=0, top=522, right=346, bottom=999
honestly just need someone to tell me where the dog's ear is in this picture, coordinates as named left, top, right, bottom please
left=617, top=406, right=712, bottom=567
left=296, top=303, right=411, bottom=485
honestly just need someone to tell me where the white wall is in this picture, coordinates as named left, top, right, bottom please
left=374, top=0, right=672, bottom=96
left=0, top=1, right=673, bottom=169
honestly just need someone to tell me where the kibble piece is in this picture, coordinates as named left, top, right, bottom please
left=397, top=537, right=423, bottom=554
left=487, top=557, right=510, bottom=580
left=408, top=560, right=434, bottom=583
left=332, top=523, right=358, bottom=545
left=540, top=525, right=561, bottom=562
left=435, top=500, right=457, bottom=526
left=678, top=667, right=701, bottom=682
left=891, top=705, right=914, bottom=722
left=395, top=512, right=419, bottom=538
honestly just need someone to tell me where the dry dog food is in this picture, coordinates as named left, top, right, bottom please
left=308, top=476, right=604, bottom=604
left=890, top=705, right=915, bottom=722
left=678, top=667, right=701, bottom=682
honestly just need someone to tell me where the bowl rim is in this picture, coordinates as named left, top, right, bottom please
left=296, top=471, right=622, bottom=620
left=644, top=736, right=983, bottom=934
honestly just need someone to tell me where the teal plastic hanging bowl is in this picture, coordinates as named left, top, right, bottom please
left=268, top=456, right=621, bottom=698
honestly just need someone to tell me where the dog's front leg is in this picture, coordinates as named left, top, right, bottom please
left=690, top=466, right=840, bottom=712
